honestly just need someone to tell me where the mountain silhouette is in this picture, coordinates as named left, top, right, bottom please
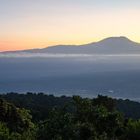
left=2, top=36, right=140, bottom=54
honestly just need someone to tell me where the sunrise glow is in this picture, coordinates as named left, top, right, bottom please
left=0, top=0, right=140, bottom=52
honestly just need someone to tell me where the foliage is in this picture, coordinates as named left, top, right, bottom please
left=124, top=119, right=140, bottom=140
left=0, top=93, right=140, bottom=139
left=0, top=99, right=36, bottom=140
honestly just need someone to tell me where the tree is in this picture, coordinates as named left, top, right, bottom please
left=92, top=95, right=116, bottom=112
left=125, top=119, right=140, bottom=140
left=37, top=108, right=74, bottom=140
left=0, top=98, right=36, bottom=140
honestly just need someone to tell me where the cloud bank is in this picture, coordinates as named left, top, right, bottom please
left=1, top=53, right=140, bottom=58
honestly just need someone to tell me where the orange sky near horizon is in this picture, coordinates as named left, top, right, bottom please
left=0, top=0, right=140, bottom=52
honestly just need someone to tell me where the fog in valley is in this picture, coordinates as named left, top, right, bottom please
left=0, top=53, right=140, bottom=101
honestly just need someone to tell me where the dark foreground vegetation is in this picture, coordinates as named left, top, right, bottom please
left=0, top=93, right=140, bottom=140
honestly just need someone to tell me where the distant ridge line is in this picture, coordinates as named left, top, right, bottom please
left=1, top=36, right=140, bottom=54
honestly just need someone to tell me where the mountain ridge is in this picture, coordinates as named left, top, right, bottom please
left=1, top=36, right=140, bottom=54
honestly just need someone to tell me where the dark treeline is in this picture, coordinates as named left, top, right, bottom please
left=1, top=93, right=140, bottom=121
left=0, top=93, right=140, bottom=139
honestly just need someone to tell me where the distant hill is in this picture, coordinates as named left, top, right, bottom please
left=2, top=36, right=140, bottom=54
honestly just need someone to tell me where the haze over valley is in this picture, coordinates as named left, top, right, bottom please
left=1, top=37, right=140, bottom=101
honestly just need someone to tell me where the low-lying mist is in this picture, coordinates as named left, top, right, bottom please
left=0, top=54, right=140, bottom=100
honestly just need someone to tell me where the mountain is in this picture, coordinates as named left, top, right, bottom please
left=1, top=37, right=140, bottom=99
left=2, top=36, right=140, bottom=54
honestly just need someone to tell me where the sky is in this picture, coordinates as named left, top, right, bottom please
left=0, top=0, right=140, bottom=51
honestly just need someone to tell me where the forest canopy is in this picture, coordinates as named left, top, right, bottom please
left=0, top=93, right=140, bottom=140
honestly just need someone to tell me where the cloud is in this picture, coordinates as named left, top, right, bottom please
left=1, top=52, right=140, bottom=58
left=0, top=53, right=94, bottom=58
left=1, top=53, right=140, bottom=64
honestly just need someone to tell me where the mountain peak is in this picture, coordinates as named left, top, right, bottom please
left=1, top=36, right=140, bottom=54
left=94, top=36, right=138, bottom=49
left=99, top=36, right=131, bottom=43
